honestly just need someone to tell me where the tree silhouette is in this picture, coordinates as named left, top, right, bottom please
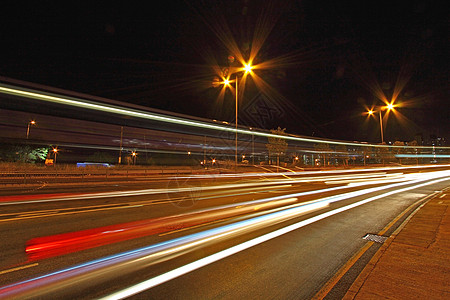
left=266, top=127, right=288, bottom=168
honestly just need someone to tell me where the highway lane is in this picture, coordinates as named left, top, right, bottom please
left=0, top=171, right=335, bottom=282
left=135, top=183, right=450, bottom=300
left=0, top=165, right=449, bottom=298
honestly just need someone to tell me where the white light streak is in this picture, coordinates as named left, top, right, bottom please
left=102, top=175, right=450, bottom=299
left=3, top=84, right=449, bottom=149
left=1, top=171, right=449, bottom=299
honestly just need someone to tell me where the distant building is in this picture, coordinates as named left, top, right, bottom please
left=430, top=135, right=446, bottom=147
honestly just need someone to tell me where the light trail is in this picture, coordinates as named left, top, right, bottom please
left=178, top=164, right=450, bottom=179
left=395, top=154, right=450, bottom=158
left=22, top=167, right=425, bottom=257
left=0, top=264, right=39, bottom=276
left=0, top=171, right=402, bottom=223
left=0, top=169, right=404, bottom=206
left=101, top=175, right=450, bottom=299
left=1, top=171, right=449, bottom=299
left=1, top=166, right=448, bottom=208
left=2, top=83, right=448, bottom=150
left=24, top=169, right=409, bottom=259
left=0, top=204, right=143, bottom=223
left=25, top=196, right=300, bottom=260
left=0, top=172, right=358, bottom=205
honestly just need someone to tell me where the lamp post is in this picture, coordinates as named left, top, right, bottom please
left=131, top=151, right=137, bottom=165
left=52, top=147, right=58, bottom=166
left=250, top=127, right=255, bottom=165
left=26, top=120, right=36, bottom=139
left=221, top=63, right=253, bottom=171
left=368, top=109, right=384, bottom=143
left=367, top=103, right=395, bottom=144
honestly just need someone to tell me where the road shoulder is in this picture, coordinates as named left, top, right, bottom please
left=343, top=189, right=450, bottom=299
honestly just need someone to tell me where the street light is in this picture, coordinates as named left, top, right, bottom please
left=26, top=120, right=36, bottom=139
left=131, top=151, right=137, bottom=165
left=221, top=62, right=253, bottom=171
left=367, top=103, right=395, bottom=144
left=52, top=147, right=58, bottom=166
left=243, top=63, right=253, bottom=73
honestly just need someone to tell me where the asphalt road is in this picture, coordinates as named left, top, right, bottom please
left=0, top=165, right=449, bottom=299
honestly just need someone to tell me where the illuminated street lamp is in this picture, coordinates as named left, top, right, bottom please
left=52, top=147, right=58, bottom=166
left=243, top=63, right=252, bottom=73
left=221, top=62, right=253, bottom=171
left=26, top=120, right=36, bottom=139
left=367, top=103, right=396, bottom=144
left=131, top=151, right=137, bottom=165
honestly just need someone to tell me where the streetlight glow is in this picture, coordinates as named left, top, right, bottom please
left=366, top=101, right=399, bottom=144
left=52, top=147, right=58, bottom=166
left=26, top=120, right=37, bottom=139
left=243, top=63, right=253, bottom=73
left=131, top=151, right=137, bottom=165
left=215, top=60, right=254, bottom=171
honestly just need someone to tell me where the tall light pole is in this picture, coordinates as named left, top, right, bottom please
left=26, top=120, right=36, bottom=139
left=368, top=109, right=384, bottom=144
left=235, top=76, right=238, bottom=170
left=250, top=127, right=255, bottom=165
left=367, top=103, right=395, bottom=144
left=222, top=63, right=253, bottom=171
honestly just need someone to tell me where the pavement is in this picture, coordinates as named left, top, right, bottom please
left=2, top=169, right=449, bottom=298
left=343, top=189, right=450, bottom=299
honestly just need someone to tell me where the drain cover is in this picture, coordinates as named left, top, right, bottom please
left=362, top=233, right=388, bottom=243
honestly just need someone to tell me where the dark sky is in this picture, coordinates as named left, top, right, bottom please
left=1, top=0, right=448, bottom=143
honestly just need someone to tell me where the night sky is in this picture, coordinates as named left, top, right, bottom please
left=1, top=1, right=448, bottom=143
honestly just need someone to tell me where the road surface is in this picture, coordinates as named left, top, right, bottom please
left=0, top=165, right=449, bottom=299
